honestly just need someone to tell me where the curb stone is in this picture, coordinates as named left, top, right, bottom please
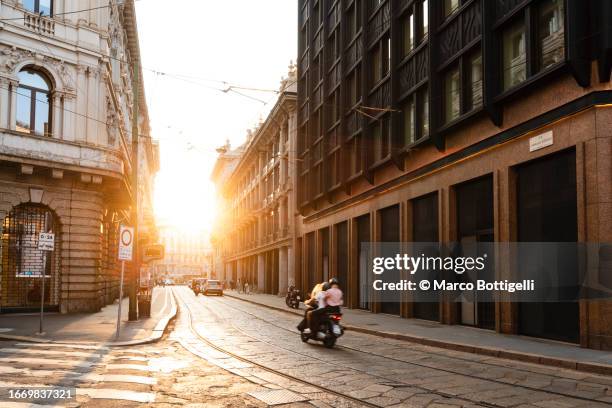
left=224, top=292, right=612, bottom=377
left=0, top=293, right=177, bottom=347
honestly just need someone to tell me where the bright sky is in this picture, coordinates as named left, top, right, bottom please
left=136, top=0, right=297, bottom=234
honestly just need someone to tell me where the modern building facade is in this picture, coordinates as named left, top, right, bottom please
left=0, top=0, right=158, bottom=313
left=212, top=69, right=299, bottom=295
left=296, top=0, right=612, bottom=349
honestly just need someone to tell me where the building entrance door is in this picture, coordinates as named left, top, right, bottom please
left=1, top=204, right=61, bottom=313
left=412, top=193, right=440, bottom=321
left=455, top=176, right=495, bottom=330
left=380, top=205, right=400, bottom=315
left=517, top=149, right=579, bottom=343
left=356, top=215, right=370, bottom=310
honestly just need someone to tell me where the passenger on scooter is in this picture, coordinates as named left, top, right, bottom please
left=297, top=282, right=324, bottom=332
left=307, top=278, right=343, bottom=339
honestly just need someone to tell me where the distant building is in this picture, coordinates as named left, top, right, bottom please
left=210, top=141, right=243, bottom=283
left=212, top=66, right=299, bottom=295
left=0, top=0, right=158, bottom=313
left=153, top=225, right=210, bottom=283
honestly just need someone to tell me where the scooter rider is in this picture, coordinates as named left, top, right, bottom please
left=307, top=278, right=343, bottom=339
left=297, top=282, right=325, bottom=332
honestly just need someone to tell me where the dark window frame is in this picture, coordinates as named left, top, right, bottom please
left=16, top=68, right=53, bottom=137
left=398, top=84, right=429, bottom=149
left=23, top=0, right=53, bottom=16
left=496, top=0, right=567, bottom=96
left=441, top=47, right=483, bottom=125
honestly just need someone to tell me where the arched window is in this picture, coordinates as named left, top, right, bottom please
left=23, top=0, right=52, bottom=17
left=16, top=68, right=52, bottom=137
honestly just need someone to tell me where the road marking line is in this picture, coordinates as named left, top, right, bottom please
left=105, top=363, right=154, bottom=372
left=15, top=343, right=110, bottom=351
left=0, top=357, right=96, bottom=368
left=0, top=365, right=60, bottom=377
left=109, top=355, right=148, bottom=362
left=0, top=348, right=100, bottom=359
left=0, top=366, right=156, bottom=385
left=77, top=373, right=156, bottom=385
left=77, top=387, right=155, bottom=403
left=109, top=349, right=147, bottom=355
left=2, top=402, right=61, bottom=408
left=0, top=380, right=49, bottom=388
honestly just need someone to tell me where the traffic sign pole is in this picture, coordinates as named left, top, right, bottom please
left=116, top=261, right=125, bottom=340
left=39, top=252, right=46, bottom=335
left=117, top=225, right=134, bottom=340
left=36, top=232, right=54, bottom=336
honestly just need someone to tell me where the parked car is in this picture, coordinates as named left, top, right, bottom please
left=191, top=278, right=207, bottom=295
left=203, top=279, right=223, bottom=296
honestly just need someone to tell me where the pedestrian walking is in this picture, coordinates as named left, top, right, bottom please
left=237, top=278, right=242, bottom=293
left=244, top=280, right=250, bottom=294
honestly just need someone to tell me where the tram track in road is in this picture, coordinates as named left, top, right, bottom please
left=172, top=287, right=379, bottom=408
left=203, top=293, right=612, bottom=407
left=186, top=290, right=509, bottom=408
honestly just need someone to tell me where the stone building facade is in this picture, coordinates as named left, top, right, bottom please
left=0, top=0, right=157, bottom=313
left=296, top=0, right=612, bottom=349
left=153, top=225, right=211, bottom=283
left=212, top=70, right=299, bottom=295
left=210, top=141, right=243, bottom=282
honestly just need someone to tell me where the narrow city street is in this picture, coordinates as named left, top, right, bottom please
left=170, top=286, right=612, bottom=408
left=2, top=287, right=612, bottom=406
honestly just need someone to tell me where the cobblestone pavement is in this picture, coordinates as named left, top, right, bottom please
left=173, top=286, right=612, bottom=408
left=0, top=325, right=268, bottom=406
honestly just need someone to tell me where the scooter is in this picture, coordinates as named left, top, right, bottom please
left=300, top=312, right=344, bottom=348
left=285, top=286, right=301, bottom=309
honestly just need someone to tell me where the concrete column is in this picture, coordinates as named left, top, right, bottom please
left=52, top=91, right=63, bottom=138
left=8, top=80, right=17, bottom=130
left=280, top=198, right=287, bottom=233
left=237, top=258, right=244, bottom=281
left=75, top=66, right=87, bottom=142
left=227, top=262, right=234, bottom=282
left=62, top=94, right=76, bottom=141
left=257, top=254, right=265, bottom=292
left=279, top=246, right=288, bottom=295
left=0, top=78, right=10, bottom=128
left=257, top=215, right=264, bottom=245
left=287, top=245, right=295, bottom=288
left=86, top=68, right=99, bottom=144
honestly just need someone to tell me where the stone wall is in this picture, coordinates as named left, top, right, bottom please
left=0, top=173, right=121, bottom=313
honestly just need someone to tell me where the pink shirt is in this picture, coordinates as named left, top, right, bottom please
left=325, top=287, right=343, bottom=307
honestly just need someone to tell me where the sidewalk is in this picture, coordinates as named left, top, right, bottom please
left=225, top=291, right=612, bottom=375
left=0, top=286, right=176, bottom=346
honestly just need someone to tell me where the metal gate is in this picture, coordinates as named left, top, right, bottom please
left=0, top=204, right=61, bottom=312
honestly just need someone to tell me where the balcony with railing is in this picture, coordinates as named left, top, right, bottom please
left=23, top=11, right=55, bottom=35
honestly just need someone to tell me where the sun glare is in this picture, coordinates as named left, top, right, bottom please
left=154, top=176, right=218, bottom=234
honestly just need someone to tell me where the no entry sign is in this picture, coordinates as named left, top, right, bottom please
left=118, top=225, right=134, bottom=261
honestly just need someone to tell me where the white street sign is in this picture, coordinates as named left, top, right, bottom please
left=118, top=225, right=134, bottom=261
left=37, top=232, right=55, bottom=251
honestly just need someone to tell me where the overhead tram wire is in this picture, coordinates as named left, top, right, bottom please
left=0, top=0, right=146, bottom=22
